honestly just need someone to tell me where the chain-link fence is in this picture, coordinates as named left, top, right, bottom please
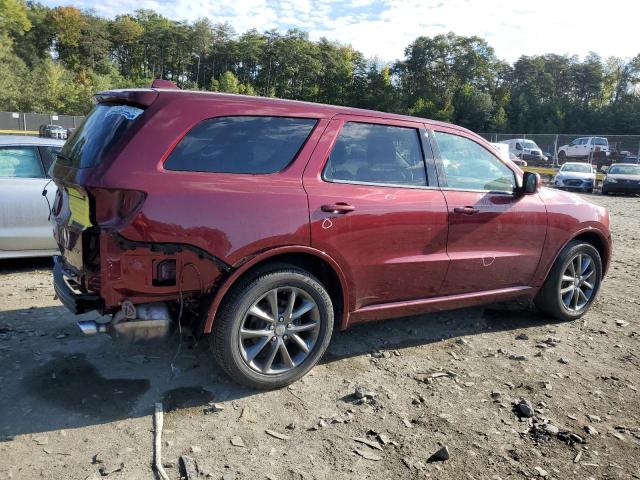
left=480, top=133, right=640, bottom=170
left=0, top=111, right=85, bottom=135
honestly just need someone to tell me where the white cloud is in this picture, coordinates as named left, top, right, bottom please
left=44, top=0, right=640, bottom=62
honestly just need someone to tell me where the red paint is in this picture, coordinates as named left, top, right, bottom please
left=51, top=89, right=612, bottom=332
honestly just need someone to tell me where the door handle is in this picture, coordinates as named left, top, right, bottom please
left=321, top=203, right=355, bottom=214
left=453, top=206, right=480, bottom=215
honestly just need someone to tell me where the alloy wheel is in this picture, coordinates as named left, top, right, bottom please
left=559, top=253, right=596, bottom=312
left=238, top=287, right=320, bottom=375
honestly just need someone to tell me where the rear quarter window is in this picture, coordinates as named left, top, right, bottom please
left=164, top=116, right=317, bottom=174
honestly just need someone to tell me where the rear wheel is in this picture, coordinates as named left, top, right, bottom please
left=535, top=241, right=602, bottom=321
left=211, top=265, right=334, bottom=389
left=558, top=150, right=566, bottom=161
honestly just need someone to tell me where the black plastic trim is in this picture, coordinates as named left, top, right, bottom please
left=53, top=256, right=104, bottom=314
left=116, top=234, right=232, bottom=273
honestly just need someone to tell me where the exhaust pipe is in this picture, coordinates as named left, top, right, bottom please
left=76, top=302, right=172, bottom=341
left=77, top=320, right=109, bottom=335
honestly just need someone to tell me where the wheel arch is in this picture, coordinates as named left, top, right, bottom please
left=537, top=227, right=611, bottom=287
left=202, top=246, right=351, bottom=334
left=572, top=230, right=610, bottom=275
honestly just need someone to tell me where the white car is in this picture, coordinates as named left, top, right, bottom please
left=557, top=137, right=609, bottom=160
left=0, top=135, right=64, bottom=259
left=553, top=162, right=596, bottom=193
left=499, top=138, right=545, bottom=162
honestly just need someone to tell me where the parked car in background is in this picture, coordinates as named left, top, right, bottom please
left=601, top=163, right=640, bottom=195
left=557, top=137, right=609, bottom=161
left=553, top=162, right=596, bottom=193
left=620, top=155, right=639, bottom=164
left=510, top=152, right=527, bottom=167
left=39, top=124, right=67, bottom=140
left=499, top=138, right=545, bottom=162
left=50, top=87, right=611, bottom=389
left=0, top=135, right=64, bottom=259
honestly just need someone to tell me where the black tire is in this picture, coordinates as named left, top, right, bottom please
left=601, top=188, right=609, bottom=195
left=587, top=188, right=594, bottom=194
left=558, top=150, right=566, bottom=161
left=211, top=265, right=334, bottom=389
left=534, top=241, right=602, bottom=321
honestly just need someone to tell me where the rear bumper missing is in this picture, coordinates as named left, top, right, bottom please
left=53, top=256, right=104, bottom=314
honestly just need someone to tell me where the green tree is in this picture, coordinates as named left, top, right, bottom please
left=0, top=0, right=31, bottom=38
left=218, top=70, right=239, bottom=93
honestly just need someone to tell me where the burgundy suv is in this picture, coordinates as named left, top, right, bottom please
left=51, top=85, right=612, bottom=389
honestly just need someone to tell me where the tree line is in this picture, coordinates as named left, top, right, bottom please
left=1, top=0, right=640, bottom=134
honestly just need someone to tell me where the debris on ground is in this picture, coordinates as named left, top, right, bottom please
left=427, top=445, right=450, bottom=462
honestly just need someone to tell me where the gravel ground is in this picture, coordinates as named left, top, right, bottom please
left=0, top=193, right=639, bottom=480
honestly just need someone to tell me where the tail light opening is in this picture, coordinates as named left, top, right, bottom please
left=87, top=188, right=146, bottom=227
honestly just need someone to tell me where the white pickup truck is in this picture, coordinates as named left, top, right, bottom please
left=557, top=137, right=609, bottom=160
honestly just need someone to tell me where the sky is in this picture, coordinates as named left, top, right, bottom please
left=42, top=0, right=640, bottom=63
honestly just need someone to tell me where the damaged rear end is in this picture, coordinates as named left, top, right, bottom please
left=50, top=90, right=228, bottom=340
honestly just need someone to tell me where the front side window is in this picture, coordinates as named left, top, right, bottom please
left=0, top=146, right=44, bottom=178
left=164, top=116, right=316, bottom=174
left=434, top=131, right=515, bottom=193
left=323, top=122, right=427, bottom=186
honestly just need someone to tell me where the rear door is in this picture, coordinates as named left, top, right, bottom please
left=431, top=128, right=547, bottom=295
left=567, top=138, right=582, bottom=158
left=303, top=115, right=449, bottom=311
left=0, top=145, right=56, bottom=254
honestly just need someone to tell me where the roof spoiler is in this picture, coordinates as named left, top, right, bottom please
left=94, top=89, right=159, bottom=107
left=151, top=79, right=178, bottom=89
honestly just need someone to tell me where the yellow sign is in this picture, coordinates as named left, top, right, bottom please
left=67, top=187, right=92, bottom=228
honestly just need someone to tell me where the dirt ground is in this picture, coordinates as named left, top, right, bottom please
left=1, top=193, right=639, bottom=480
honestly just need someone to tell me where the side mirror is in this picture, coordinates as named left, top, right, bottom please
left=521, top=171, right=540, bottom=194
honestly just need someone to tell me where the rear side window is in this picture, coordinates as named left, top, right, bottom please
left=0, top=146, right=44, bottom=178
left=40, top=145, right=62, bottom=173
left=323, top=122, right=427, bottom=186
left=593, top=137, right=608, bottom=146
left=59, top=104, right=144, bottom=169
left=164, top=116, right=316, bottom=174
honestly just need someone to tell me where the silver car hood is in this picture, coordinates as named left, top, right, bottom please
left=557, top=171, right=595, bottom=179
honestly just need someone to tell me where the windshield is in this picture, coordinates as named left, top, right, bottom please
left=57, top=103, right=144, bottom=169
left=561, top=163, right=592, bottom=173
left=609, top=165, right=640, bottom=175
left=522, top=140, right=538, bottom=149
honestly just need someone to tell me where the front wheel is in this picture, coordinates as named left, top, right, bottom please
left=535, top=241, right=602, bottom=321
left=558, top=150, right=567, bottom=161
left=211, top=266, right=334, bottom=389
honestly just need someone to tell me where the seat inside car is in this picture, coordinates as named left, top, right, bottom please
left=358, top=136, right=406, bottom=184
left=326, top=141, right=354, bottom=180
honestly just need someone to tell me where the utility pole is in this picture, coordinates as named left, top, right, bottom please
left=192, top=53, right=201, bottom=88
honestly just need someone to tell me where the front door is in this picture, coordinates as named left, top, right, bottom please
left=303, top=116, right=449, bottom=311
left=430, top=128, right=547, bottom=295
